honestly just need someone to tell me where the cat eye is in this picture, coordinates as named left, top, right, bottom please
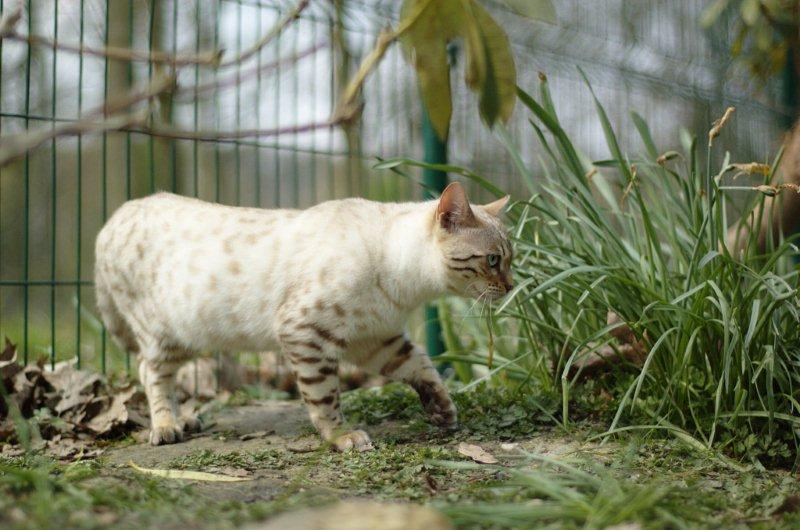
left=487, top=254, right=500, bottom=267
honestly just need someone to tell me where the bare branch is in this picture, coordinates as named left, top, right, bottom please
left=0, top=1, right=21, bottom=38
left=217, top=0, right=310, bottom=68
left=331, top=0, right=434, bottom=123
left=0, top=3, right=222, bottom=67
left=90, top=73, right=177, bottom=118
left=0, top=73, right=176, bottom=167
left=127, top=119, right=340, bottom=142
left=0, top=111, right=148, bottom=167
left=175, top=42, right=325, bottom=103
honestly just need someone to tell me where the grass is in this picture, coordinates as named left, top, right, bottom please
left=380, top=72, right=800, bottom=468
left=2, top=386, right=800, bottom=529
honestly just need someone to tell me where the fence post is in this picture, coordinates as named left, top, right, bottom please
left=421, top=109, right=447, bottom=360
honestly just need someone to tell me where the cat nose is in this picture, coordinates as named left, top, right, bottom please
left=503, top=277, right=513, bottom=292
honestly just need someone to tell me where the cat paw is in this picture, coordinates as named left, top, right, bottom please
left=333, top=430, right=373, bottom=452
left=180, top=414, right=202, bottom=434
left=414, top=380, right=458, bottom=429
left=149, top=424, right=184, bottom=446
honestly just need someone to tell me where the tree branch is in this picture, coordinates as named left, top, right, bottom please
left=126, top=119, right=341, bottom=142
left=0, top=111, right=148, bottom=167
left=331, top=0, right=435, bottom=124
left=0, top=73, right=176, bottom=167
left=174, top=41, right=325, bottom=103
left=0, top=3, right=222, bottom=67
left=217, top=0, right=310, bottom=68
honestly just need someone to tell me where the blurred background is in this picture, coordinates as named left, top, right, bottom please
left=0, top=0, right=793, bottom=372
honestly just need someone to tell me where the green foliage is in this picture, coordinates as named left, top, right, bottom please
left=504, top=74, right=800, bottom=465
left=702, top=0, right=798, bottom=84
left=399, top=0, right=519, bottom=140
left=438, top=456, right=683, bottom=529
left=168, top=448, right=288, bottom=471
left=342, top=382, right=559, bottom=441
left=381, top=73, right=800, bottom=466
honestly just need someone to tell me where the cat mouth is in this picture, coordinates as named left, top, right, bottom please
left=468, top=284, right=508, bottom=301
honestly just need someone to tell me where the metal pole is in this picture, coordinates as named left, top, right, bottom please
left=421, top=109, right=447, bottom=360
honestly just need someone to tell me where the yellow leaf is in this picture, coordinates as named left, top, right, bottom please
left=470, top=2, right=516, bottom=126
left=128, top=461, right=253, bottom=482
left=400, top=0, right=455, bottom=140
left=400, top=0, right=516, bottom=140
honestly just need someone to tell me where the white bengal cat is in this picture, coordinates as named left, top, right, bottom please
left=94, top=182, right=513, bottom=451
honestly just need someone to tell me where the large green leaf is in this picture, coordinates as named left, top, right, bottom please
left=399, top=0, right=517, bottom=140
left=471, top=2, right=516, bottom=127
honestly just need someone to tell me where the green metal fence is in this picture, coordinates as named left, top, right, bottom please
left=0, top=0, right=790, bottom=374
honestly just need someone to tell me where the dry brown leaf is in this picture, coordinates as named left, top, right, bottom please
left=86, top=385, right=137, bottom=434
left=128, top=461, right=254, bottom=482
left=457, top=442, right=498, bottom=464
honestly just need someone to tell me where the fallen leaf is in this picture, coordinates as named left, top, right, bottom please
left=239, top=430, right=273, bottom=441
left=128, top=461, right=253, bottom=482
left=500, top=442, right=520, bottom=452
left=86, top=385, right=137, bottom=434
left=457, top=442, right=498, bottom=464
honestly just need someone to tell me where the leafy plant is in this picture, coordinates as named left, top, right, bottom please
left=379, top=72, right=800, bottom=466
left=702, top=0, right=799, bottom=85
left=336, top=0, right=555, bottom=140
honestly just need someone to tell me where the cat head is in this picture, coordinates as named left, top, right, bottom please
left=435, top=182, right=513, bottom=301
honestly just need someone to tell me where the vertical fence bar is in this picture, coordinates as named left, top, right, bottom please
left=309, top=18, right=317, bottom=204
left=101, top=0, right=110, bottom=374
left=22, top=0, right=32, bottom=364
left=49, top=0, right=58, bottom=370
left=75, top=0, right=85, bottom=369
left=273, top=5, right=282, bottom=207
left=255, top=6, right=263, bottom=207
left=147, top=0, right=156, bottom=193
left=213, top=0, right=222, bottom=390
left=124, top=0, right=134, bottom=374
left=235, top=0, right=242, bottom=206
left=327, top=18, right=334, bottom=201
left=193, top=0, right=200, bottom=198
left=254, top=3, right=264, bottom=383
left=170, top=0, right=178, bottom=193
left=191, top=0, right=201, bottom=393
left=0, top=0, right=4, bottom=337
left=421, top=110, right=447, bottom=360
left=290, top=17, right=298, bottom=206
left=214, top=2, right=221, bottom=205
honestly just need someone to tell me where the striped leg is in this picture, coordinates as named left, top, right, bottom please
left=139, top=356, right=183, bottom=445
left=281, top=325, right=372, bottom=452
left=362, top=334, right=457, bottom=428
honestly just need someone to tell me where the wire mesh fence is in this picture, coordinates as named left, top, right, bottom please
left=0, top=0, right=790, bottom=374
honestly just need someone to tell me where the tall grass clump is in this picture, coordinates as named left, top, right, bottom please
left=381, top=73, right=800, bottom=465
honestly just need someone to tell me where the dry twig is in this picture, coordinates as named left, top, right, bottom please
left=0, top=73, right=175, bottom=167
left=0, top=3, right=221, bottom=67
left=216, top=0, right=310, bottom=68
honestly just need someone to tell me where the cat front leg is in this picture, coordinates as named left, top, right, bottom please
left=280, top=326, right=372, bottom=452
left=362, top=334, right=457, bottom=428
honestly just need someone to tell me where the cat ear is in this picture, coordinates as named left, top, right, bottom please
left=436, top=182, right=476, bottom=231
left=482, top=195, right=510, bottom=217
